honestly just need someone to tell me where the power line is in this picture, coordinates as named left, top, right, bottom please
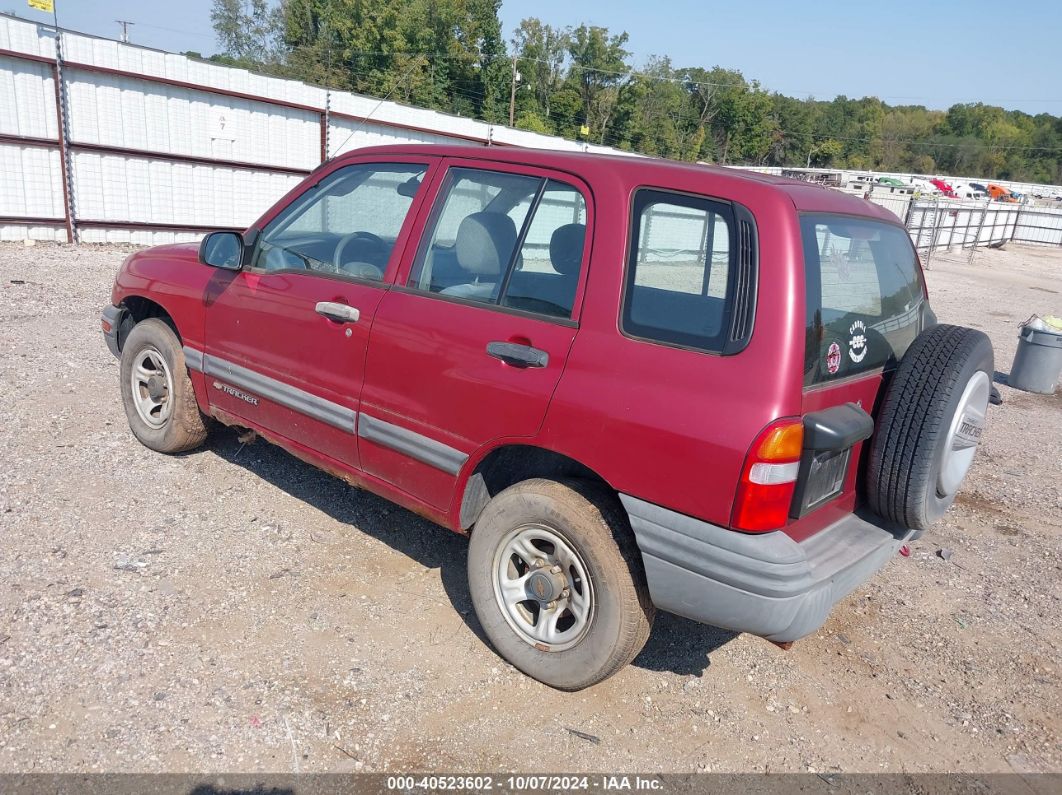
left=122, top=20, right=215, bottom=42
left=329, top=56, right=429, bottom=157
left=315, top=48, right=755, bottom=91
left=303, top=47, right=1062, bottom=108
left=331, top=66, right=1062, bottom=155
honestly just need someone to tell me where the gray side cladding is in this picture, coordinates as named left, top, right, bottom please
left=184, top=347, right=356, bottom=434
left=183, top=346, right=468, bottom=475
left=357, top=413, right=468, bottom=476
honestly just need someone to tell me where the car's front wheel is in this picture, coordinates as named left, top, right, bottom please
left=119, top=318, right=209, bottom=454
left=467, top=478, right=654, bottom=690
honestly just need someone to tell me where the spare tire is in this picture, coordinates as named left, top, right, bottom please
left=867, top=324, right=993, bottom=531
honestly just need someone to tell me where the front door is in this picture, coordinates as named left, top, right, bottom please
left=359, top=161, right=594, bottom=508
left=203, top=158, right=435, bottom=469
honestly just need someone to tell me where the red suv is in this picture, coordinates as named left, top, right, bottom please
left=102, top=145, right=994, bottom=689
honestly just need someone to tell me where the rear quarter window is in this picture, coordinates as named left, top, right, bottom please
left=802, top=213, right=926, bottom=386
left=621, top=190, right=739, bottom=353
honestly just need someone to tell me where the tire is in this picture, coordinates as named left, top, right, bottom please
left=867, top=324, right=993, bottom=531
left=467, top=478, right=654, bottom=690
left=120, top=318, right=209, bottom=454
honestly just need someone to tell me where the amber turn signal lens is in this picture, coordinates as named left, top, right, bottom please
left=755, top=421, right=803, bottom=462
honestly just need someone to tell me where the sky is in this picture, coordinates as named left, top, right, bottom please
left=9, top=0, right=1062, bottom=116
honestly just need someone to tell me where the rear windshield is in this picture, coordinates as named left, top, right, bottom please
left=801, top=214, right=925, bottom=386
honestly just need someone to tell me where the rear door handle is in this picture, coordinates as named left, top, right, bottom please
left=315, top=301, right=360, bottom=323
left=486, top=341, right=549, bottom=368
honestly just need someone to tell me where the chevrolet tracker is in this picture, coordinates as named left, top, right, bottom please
left=102, top=144, right=994, bottom=689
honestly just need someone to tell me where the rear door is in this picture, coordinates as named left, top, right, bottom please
left=202, top=157, right=436, bottom=469
left=793, top=213, right=928, bottom=535
left=358, top=160, right=593, bottom=509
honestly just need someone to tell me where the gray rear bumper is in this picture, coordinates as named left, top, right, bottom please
left=620, top=494, right=916, bottom=642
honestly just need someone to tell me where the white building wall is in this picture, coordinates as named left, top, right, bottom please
left=327, top=116, right=457, bottom=158
left=0, top=50, right=65, bottom=240
left=0, top=15, right=56, bottom=58
left=63, top=69, right=322, bottom=169
left=0, top=13, right=638, bottom=245
left=0, top=55, right=57, bottom=138
left=71, top=154, right=302, bottom=239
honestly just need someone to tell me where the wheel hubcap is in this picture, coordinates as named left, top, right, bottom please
left=938, top=370, right=990, bottom=497
left=130, top=346, right=174, bottom=430
left=492, top=525, right=594, bottom=652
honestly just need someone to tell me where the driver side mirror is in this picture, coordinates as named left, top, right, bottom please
left=199, top=231, right=244, bottom=270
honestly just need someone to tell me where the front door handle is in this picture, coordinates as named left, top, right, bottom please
left=486, top=341, right=549, bottom=368
left=315, top=301, right=360, bottom=323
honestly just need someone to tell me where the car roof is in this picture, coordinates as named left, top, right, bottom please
left=338, top=144, right=899, bottom=224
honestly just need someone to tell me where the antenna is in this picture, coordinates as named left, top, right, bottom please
left=115, top=20, right=134, bottom=43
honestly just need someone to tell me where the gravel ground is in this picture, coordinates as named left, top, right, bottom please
left=0, top=241, right=1058, bottom=774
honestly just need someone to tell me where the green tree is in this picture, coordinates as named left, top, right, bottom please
left=211, top=0, right=284, bottom=65
left=566, top=25, right=631, bottom=143
left=678, top=66, right=746, bottom=161
left=767, top=93, right=815, bottom=166
left=547, top=85, right=584, bottom=138
left=514, top=110, right=551, bottom=134
left=511, top=17, right=569, bottom=126
left=208, top=2, right=1062, bottom=182
left=729, top=84, right=775, bottom=163
left=612, top=57, right=690, bottom=158
left=278, top=0, right=506, bottom=117
left=809, top=138, right=844, bottom=167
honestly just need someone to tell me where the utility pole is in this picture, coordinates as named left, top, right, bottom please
left=508, top=54, right=519, bottom=127
left=115, top=20, right=133, bottom=43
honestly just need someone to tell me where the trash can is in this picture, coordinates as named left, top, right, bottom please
left=1009, top=319, right=1062, bottom=394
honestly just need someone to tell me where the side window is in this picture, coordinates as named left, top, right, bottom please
left=622, top=190, right=736, bottom=352
left=502, top=181, right=587, bottom=318
left=252, top=162, right=428, bottom=282
left=408, top=167, right=588, bottom=320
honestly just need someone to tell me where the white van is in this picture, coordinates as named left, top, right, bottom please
left=951, top=182, right=986, bottom=200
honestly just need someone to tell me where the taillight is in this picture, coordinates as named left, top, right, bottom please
left=731, top=418, right=804, bottom=532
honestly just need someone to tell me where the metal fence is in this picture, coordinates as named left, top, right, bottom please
left=901, top=197, right=1062, bottom=266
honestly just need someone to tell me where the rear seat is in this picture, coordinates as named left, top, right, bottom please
left=504, top=223, right=585, bottom=317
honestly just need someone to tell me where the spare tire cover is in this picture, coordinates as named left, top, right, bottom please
left=867, top=324, right=993, bottom=531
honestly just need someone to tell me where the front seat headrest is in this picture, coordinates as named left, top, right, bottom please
left=549, top=223, right=586, bottom=276
left=455, top=212, right=517, bottom=276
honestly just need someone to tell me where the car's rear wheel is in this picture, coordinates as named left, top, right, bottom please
left=120, top=318, right=209, bottom=454
left=467, top=478, right=654, bottom=690
left=867, top=323, right=993, bottom=531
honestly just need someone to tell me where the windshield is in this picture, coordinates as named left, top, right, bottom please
left=801, top=213, right=925, bottom=386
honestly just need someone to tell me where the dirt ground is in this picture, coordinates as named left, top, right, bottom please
left=0, top=241, right=1058, bottom=775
